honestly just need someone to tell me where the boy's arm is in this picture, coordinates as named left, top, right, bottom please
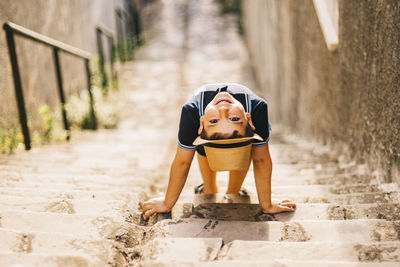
left=142, top=146, right=195, bottom=219
left=251, top=145, right=296, bottom=213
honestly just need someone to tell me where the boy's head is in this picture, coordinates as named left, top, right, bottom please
left=198, top=92, right=255, bottom=140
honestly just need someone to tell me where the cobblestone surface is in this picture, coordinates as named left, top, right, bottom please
left=0, top=0, right=399, bottom=266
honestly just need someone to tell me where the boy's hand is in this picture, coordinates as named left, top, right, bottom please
left=262, top=200, right=296, bottom=214
left=141, top=198, right=171, bottom=220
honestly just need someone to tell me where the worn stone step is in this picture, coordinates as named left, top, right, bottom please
left=276, top=191, right=400, bottom=204
left=328, top=203, right=400, bottom=220
left=272, top=183, right=398, bottom=195
left=141, top=237, right=223, bottom=262
left=202, top=190, right=399, bottom=204
left=328, top=191, right=400, bottom=204
left=0, top=251, right=89, bottom=267
left=140, top=259, right=400, bottom=267
left=311, top=174, right=374, bottom=186
left=0, top=229, right=117, bottom=265
left=2, top=167, right=143, bottom=178
left=149, top=218, right=400, bottom=243
left=331, top=183, right=399, bottom=194
left=184, top=203, right=400, bottom=221
left=0, top=187, right=143, bottom=201
left=218, top=241, right=400, bottom=262
left=0, top=180, right=141, bottom=192
left=0, top=168, right=142, bottom=182
left=1, top=173, right=148, bottom=187
left=0, top=210, right=124, bottom=238
left=248, top=185, right=333, bottom=196
left=271, top=163, right=341, bottom=177
left=270, top=175, right=372, bottom=186
left=0, top=194, right=139, bottom=215
left=181, top=190, right=400, bottom=206
left=265, top=173, right=374, bottom=185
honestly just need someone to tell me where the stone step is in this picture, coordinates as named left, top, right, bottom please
left=311, top=174, right=374, bottom=186
left=0, top=194, right=139, bottom=215
left=270, top=183, right=399, bottom=195
left=0, top=180, right=141, bottom=192
left=218, top=241, right=400, bottom=262
left=331, top=183, right=399, bottom=194
left=246, top=185, right=333, bottom=196
left=140, top=259, right=400, bottom=267
left=149, top=218, right=400, bottom=243
left=0, top=210, right=124, bottom=238
left=0, top=229, right=117, bottom=265
left=276, top=191, right=400, bottom=204
left=182, top=203, right=400, bottom=221
left=0, top=251, right=89, bottom=267
left=1, top=173, right=148, bottom=188
left=269, top=174, right=374, bottom=186
left=0, top=168, right=142, bottom=182
left=264, top=173, right=374, bottom=185
left=141, top=237, right=223, bottom=262
left=0, top=187, right=143, bottom=201
left=2, top=165, right=143, bottom=177
left=182, top=191, right=400, bottom=205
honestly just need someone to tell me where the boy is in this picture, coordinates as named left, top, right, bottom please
left=142, top=83, right=296, bottom=219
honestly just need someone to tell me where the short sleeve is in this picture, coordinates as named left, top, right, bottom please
left=251, top=100, right=270, bottom=147
left=177, top=104, right=199, bottom=150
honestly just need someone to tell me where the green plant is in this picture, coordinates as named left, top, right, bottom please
left=0, top=122, right=21, bottom=154
left=65, top=86, right=121, bottom=130
left=38, top=105, right=56, bottom=142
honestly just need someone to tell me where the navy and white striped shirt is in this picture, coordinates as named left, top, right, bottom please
left=178, top=83, right=271, bottom=151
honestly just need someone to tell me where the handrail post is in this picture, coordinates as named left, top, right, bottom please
left=3, top=24, right=31, bottom=150
left=108, top=35, right=117, bottom=90
left=96, top=28, right=107, bottom=91
left=84, top=59, right=97, bottom=130
left=115, top=9, right=125, bottom=62
left=133, top=2, right=142, bottom=44
left=53, top=47, right=70, bottom=140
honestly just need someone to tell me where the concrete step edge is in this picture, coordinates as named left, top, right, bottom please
left=150, top=218, right=400, bottom=243
left=139, top=259, right=400, bottom=267
left=218, top=240, right=400, bottom=262
left=0, top=251, right=90, bottom=267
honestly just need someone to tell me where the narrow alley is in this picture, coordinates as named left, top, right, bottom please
left=0, top=0, right=399, bottom=266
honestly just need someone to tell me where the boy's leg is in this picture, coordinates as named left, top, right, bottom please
left=197, top=154, right=218, bottom=194
left=226, top=161, right=251, bottom=194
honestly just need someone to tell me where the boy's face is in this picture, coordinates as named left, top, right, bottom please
left=198, top=92, right=255, bottom=137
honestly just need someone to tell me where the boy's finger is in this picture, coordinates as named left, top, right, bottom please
left=143, top=208, right=155, bottom=219
left=282, top=206, right=295, bottom=212
left=142, top=202, right=149, bottom=210
left=281, top=202, right=296, bottom=207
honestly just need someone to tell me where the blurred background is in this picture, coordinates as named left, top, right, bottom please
left=0, top=0, right=140, bottom=148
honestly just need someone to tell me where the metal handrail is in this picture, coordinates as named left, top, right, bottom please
left=4, top=22, right=91, bottom=58
left=3, top=21, right=97, bottom=150
left=96, top=25, right=117, bottom=91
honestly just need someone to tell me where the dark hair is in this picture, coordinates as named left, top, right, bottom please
left=200, top=123, right=254, bottom=140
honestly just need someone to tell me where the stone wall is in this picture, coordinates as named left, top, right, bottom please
left=242, top=0, right=400, bottom=184
left=0, top=0, right=131, bottom=133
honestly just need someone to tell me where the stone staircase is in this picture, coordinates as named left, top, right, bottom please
left=1, top=0, right=399, bottom=266
left=0, top=130, right=167, bottom=266
left=136, top=132, right=400, bottom=266
left=0, top=39, right=182, bottom=266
